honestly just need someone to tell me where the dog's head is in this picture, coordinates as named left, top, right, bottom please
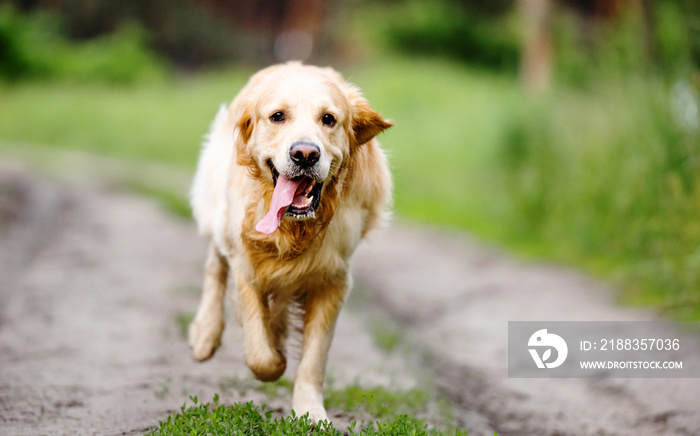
left=234, top=63, right=392, bottom=234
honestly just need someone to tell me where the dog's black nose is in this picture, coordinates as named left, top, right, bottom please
left=289, top=142, right=320, bottom=168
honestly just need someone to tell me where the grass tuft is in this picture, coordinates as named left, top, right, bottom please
left=368, top=320, right=402, bottom=353
left=173, top=311, right=195, bottom=338
left=324, top=384, right=429, bottom=420
left=146, top=395, right=469, bottom=436
left=128, top=181, right=192, bottom=219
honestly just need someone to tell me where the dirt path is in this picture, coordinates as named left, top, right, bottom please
left=1, top=166, right=699, bottom=435
left=0, top=167, right=418, bottom=435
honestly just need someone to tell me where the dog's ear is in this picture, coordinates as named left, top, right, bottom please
left=235, top=100, right=256, bottom=167
left=347, top=85, right=393, bottom=146
left=237, top=100, right=254, bottom=144
left=353, top=101, right=393, bottom=146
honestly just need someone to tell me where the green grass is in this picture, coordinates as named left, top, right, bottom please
left=174, top=311, right=195, bottom=338
left=130, top=181, right=192, bottom=219
left=216, top=375, right=295, bottom=401
left=257, top=377, right=295, bottom=399
left=346, top=57, right=520, bottom=240
left=216, top=374, right=436, bottom=422
left=146, top=395, right=468, bottom=436
left=324, top=385, right=429, bottom=420
left=366, top=318, right=402, bottom=353
left=494, top=79, right=700, bottom=319
left=0, top=67, right=252, bottom=169
left=369, top=322, right=402, bottom=353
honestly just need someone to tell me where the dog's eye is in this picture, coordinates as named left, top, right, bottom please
left=270, top=112, right=286, bottom=123
left=321, top=113, right=336, bottom=127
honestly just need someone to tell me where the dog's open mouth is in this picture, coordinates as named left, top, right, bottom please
left=255, top=161, right=323, bottom=234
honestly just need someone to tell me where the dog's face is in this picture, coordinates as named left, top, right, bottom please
left=235, top=64, right=392, bottom=234
left=252, top=70, right=350, bottom=220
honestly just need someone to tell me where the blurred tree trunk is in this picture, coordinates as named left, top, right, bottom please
left=639, top=0, right=655, bottom=70
left=518, top=0, right=552, bottom=94
left=196, top=0, right=326, bottom=63
left=275, top=0, right=325, bottom=61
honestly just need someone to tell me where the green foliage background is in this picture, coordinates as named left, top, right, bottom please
left=0, top=5, right=166, bottom=83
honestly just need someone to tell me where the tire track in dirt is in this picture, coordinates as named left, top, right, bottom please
left=353, top=226, right=700, bottom=435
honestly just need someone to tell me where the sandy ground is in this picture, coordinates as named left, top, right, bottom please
left=1, top=165, right=699, bottom=435
left=355, top=228, right=700, bottom=435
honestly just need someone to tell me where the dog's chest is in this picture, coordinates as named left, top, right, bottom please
left=244, top=236, right=347, bottom=293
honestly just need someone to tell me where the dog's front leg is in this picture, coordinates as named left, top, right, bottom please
left=236, top=274, right=287, bottom=382
left=292, top=282, right=346, bottom=422
left=189, top=243, right=228, bottom=361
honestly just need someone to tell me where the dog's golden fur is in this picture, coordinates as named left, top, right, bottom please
left=187, top=62, right=392, bottom=421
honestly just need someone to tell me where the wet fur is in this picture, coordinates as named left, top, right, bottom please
left=187, top=62, right=392, bottom=421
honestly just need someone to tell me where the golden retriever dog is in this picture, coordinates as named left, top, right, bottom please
left=187, top=62, right=392, bottom=421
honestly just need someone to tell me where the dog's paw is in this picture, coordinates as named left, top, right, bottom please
left=292, top=384, right=328, bottom=422
left=294, top=404, right=328, bottom=423
left=188, top=317, right=224, bottom=361
left=247, top=348, right=286, bottom=382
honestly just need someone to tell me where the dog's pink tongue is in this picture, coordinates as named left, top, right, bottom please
left=256, top=174, right=301, bottom=234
